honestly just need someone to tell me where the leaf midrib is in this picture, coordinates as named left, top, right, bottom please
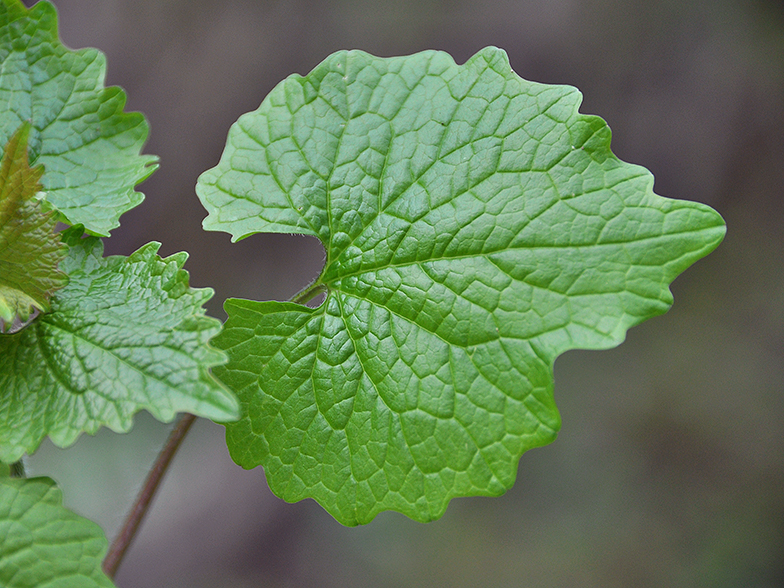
left=322, top=222, right=722, bottom=285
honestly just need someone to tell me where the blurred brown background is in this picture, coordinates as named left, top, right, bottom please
left=24, top=0, right=784, bottom=586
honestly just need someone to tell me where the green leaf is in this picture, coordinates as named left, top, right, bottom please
left=0, top=0, right=158, bottom=236
left=0, top=122, right=68, bottom=333
left=0, top=476, right=115, bottom=587
left=198, top=47, right=726, bottom=525
left=0, top=228, right=239, bottom=463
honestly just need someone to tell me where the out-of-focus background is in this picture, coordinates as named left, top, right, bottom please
left=23, top=0, right=783, bottom=586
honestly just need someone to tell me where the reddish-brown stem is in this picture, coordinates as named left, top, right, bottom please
left=102, top=413, right=197, bottom=579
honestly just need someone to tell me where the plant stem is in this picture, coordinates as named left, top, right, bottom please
left=102, top=284, right=318, bottom=579
left=102, top=413, right=197, bottom=579
left=292, top=283, right=327, bottom=306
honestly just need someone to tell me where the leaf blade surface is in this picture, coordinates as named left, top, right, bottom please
left=0, top=476, right=115, bottom=588
left=199, top=47, right=726, bottom=524
left=0, top=228, right=239, bottom=462
left=0, top=0, right=158, bottom=236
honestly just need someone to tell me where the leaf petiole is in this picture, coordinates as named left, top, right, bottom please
left=291, top=283, right=328, bottom=306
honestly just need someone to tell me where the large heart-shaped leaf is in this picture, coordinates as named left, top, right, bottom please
left=0, top=0, right=158, bottom=236
left=0, top=475, right=115, bottom=587
left=197, top=47, right=726, bottom=525
left=0, top=228, right=239, bottom=463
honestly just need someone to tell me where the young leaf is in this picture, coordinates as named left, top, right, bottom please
left=197, top=47, right=726, bottom=525
left=0, top=476, right=115, bottom=587
left=0, top=122, right=68, bottom=332
left=0, top=228, right=239, bottom=463
left=0, top=0, right=158, bottom=236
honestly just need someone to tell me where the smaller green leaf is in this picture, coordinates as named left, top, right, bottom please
left=0, top=476, right=115, bottom=588
left=0, top=0, right=158, bottom=236
left=0, top=228, right=239, bottom=462
left=0, top=122, right=68, bottom=333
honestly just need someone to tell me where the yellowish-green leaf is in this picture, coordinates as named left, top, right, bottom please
left=0, top=122, right=67, bottom=333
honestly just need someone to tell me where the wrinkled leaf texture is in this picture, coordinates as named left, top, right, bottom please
left=0, top=228, right=239, bottom=463
left=200, top=47, right=726, bottom=525
left=0, top=0, right=158, bottom=236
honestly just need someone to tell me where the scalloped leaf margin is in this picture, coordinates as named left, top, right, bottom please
left=0, top=0, right=158, bottom=236
left=198, top=47, right=726, bottom=525
left=0, top=228, right=239, bottom=463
